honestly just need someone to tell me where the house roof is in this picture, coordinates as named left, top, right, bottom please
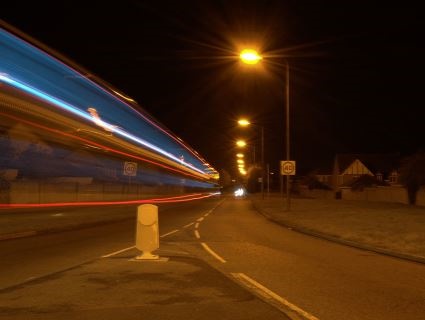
left=335, top=153, right=400, bottom=174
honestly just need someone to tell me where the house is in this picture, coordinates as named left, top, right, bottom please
left=332, top=153, right=401, bottom=189
left=315, top=153, right=401, bottom=190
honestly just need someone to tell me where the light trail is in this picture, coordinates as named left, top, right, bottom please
left=0, top=192, right=220, bottom=209
left=1, top=28, right=214, bottom=172
left=0, top=111, right=208, bottom=181
left=0, top=74, right=206, bottom=175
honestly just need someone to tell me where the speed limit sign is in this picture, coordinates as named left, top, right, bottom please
left=123, top=161, right=138, bottom=176
left=280, top=161, right=296, bottom=175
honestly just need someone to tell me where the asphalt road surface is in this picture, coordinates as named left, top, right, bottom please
left=1, top=196, right=425, bottom=320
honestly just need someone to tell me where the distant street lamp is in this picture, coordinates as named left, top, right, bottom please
left=238, top=118, right=265, bottom=199
left=240, top=49, right=291, bottom=210
left=236, top=140, right=247, bottom=147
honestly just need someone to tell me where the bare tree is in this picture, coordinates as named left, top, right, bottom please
left=399, top=151, right=425, bottom=205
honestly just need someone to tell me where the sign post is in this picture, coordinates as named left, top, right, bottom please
left=280, top=160, right=296, bottom=211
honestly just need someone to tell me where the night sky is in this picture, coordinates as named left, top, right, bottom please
left=2, top=1, right=424, bottom=176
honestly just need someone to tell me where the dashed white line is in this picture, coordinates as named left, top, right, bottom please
left=195, top=222, right=200, bottom=229
left=200, top=242, right=226, bottom=263
left=194, top=230, right=201, bottom=239
left=160, top=229, right=179, bottom=238
left=102, top=246, right=135, bottom=258
left=231, top=273, right=319, bottom=320
left=183, top=222, right=195, bottom=228
left=204, top=213, right=210, bottom=217
left=197, top=217, right=204, bottom=222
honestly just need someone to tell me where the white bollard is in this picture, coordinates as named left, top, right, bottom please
left=135, top=204, right=160, bottom=260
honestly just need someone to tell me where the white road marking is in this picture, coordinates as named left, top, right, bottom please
left=195, top=222, right=200, bottom=229
left=204, top=213, right=209, bottom=217
left=183, top=222, right=195, bottom=228
left=160, top=229, right=179, bottom=238
left=200, top=242, right=226, bottom=263
left=197, top=217, right=204, bottom=222
left=102, top=246, right=135, bottom=258
left=231, top=273, right=319, bottom=320
left=194, top=230, right=200, bottom=239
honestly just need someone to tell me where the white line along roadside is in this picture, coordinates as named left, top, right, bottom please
left=231, top=273, right=319, bottom=320
left=201, top=242, right=226, bottom=263
left=102, top=246, right=135, bottom=258
left=102, top=229, right=180, bottom=258
left=160, top=229, right=179, bottom=238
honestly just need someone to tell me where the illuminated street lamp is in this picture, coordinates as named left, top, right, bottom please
left=236, top=153, right=244, bottom=158
left=238, top=119, right=251, bottom=127
left=240, top=49, right=291, bottom=210
left=240, top=49, right=262, bottom=65
left=236, top=140, right=247, bottom=147
left=238, top=118, right=265, bottom=199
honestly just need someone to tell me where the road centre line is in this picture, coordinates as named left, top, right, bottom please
left=197, top=217, right=204, bottom=222
left=195, top=222, right=200, bottom=229
left=160, top=229, right=179, bottom=238
left=102, top=246, right=135, bottom=258
left=183, top=222, right=195, bottom=228
left=200, top=242, right=226, bottom=263
left=102, top=228, right=179, bottom=258
left=194, top=230, right=200, bottom=239
left=231, top=273, right=319, bottom=320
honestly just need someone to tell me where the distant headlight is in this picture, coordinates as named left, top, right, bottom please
left=234, top=188, right=245, bottom=197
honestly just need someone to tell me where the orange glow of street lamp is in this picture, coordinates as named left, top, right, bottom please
left=238, top=119, right=251, bottom=127
left=240, top=49, right=262, bottom=65
left=236, top=140, right=247, bottom=147
left=237, top=159, right=244, bottom=164
left=236, top=153, right=244, bottom=158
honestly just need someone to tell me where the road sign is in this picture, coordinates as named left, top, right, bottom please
left=280, top=160, right=296, bottom=175
left=123, top=161, right=137, bottom=176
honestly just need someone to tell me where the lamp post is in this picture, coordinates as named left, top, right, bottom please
left=240, top=49, right=291, bottom=210
left=238, top=119, right=264, bottom=199
left=283, top=58, right=291, bottom=211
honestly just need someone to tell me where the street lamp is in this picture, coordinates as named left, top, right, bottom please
left=238, top=118, right=265, bottom=199
left=240, top=49, right=291, bottom=210
left=236, top=139, right=247, bottom=147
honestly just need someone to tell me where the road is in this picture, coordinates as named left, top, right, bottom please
left=1, top=196, right=425, bottom=320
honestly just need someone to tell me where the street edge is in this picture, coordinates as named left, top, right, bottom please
left=251, top=199, right=425, bottom=266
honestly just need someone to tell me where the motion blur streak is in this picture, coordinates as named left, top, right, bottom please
left=0, top=73, right=205, bottom=175
left=0, top=112, right=207, bottom=180
left=0, top=24, right=220, bottom=207
left=0, top=192, right=220, bottom=209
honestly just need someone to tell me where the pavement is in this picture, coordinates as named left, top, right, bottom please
left=250, top=193, right=425, bottom=265
left=2, top=193, right=425, bottom=319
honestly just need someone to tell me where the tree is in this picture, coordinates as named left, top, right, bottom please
left=399, top=151, right=425, bottom=205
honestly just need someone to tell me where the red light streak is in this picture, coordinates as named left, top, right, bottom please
left=0, top=193, right=219, bottom=209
